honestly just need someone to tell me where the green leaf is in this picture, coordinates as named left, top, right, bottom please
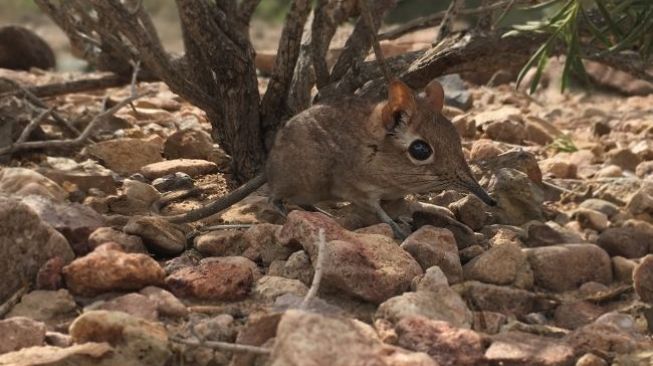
left=531, top=48, right=550, bottom=94
left=581, top=7, right=612, bottom=47
left=595, top=0, right=624, bottom=37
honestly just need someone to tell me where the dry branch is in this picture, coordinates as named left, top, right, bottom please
left=170, top=335, right=271, bottom=355
left=301, top=228, right=327, bottom=309
left=0, top=74, right=133, bottom=99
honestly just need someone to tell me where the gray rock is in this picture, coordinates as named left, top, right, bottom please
left=456, top=281, right=537, bottom=316
left=124, top=216, right=186, bottom=256
left=376, top=290, right=472, bottom=329
left=88, top=227, right=147, bottom=253
left=7, top=289, right=77, bottom=326
left=463, top=242, right=533, bottom=289
left=487, top=168, right=544, bottom=226
left=0, top=317, right=47, bottom=354
left=253, top=275, right=308, bottom=301
left=401, top=226, right=463, bottom=284
left=633, top=255, right=653, bottom=304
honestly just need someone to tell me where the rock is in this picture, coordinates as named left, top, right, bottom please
left=412, top=210, right=479, bottom=249
left=525, top=117, right=562, bottom=145
left=36, top=256, right=65, bottom=290
left=459, top=244, right=485, bottom=263
left=612, top=256, right=637, bottom=283
left=579, top=199, right=620, bottom=219
left=70, top=310, right=171, bottom=366
left=463, top=242, right=533, bottom=289
left=573, top=208, right=609, bottom=232
left=636, top=161, right=653, bottom=179
left=354, top=223, right=395, bottom=237
left=396, top=316, right=485, bottom=366
left=525, top=244, right=612, bottom=292
left=449, top=195, right=488, bottom=231
left=283, top=250, right=314, bottom=286
left=625, top=183, right=653, bottom=221
left=565, top=322, right=648, bottom=357
left=253, top=275, right=308, bottom=301
left=7, top=289, right=77, bottom=326
left=473, top=150, right=543, bottom=184
left=63, top=244, right=165, bottom=296
left=39, top=157, right=117, bottom=195
left=576, top=353, right=608, bottom=366
left=87, top=293, right=158, bottom=321
left=163, top=129, right=214, bottom=160
left=139, top=286, right=188, bottom=318
left=86, top=137, right=163, bottom=176
left=165, top=257, right=256, bottom=301
left=484, top=119, right=526, bottom=144
left=0, top=317, right=47, bottom=354
left=194, top=229, right=245, bottom=257
left=456, top=281, right=536, bottom=316
left=278, top=211, right=422, bottom=303
left=124, top=216, right=186, bottom=256
left=524, top=222, right=567, bottom=247
left=88, top=227, right=146, bottom=253
left=152, top=172, right=194, bottom=192
left=401, top=226, right=463, bottom=284
left=0, top=168, right=67, bottom=201
left=141, top=159, right=218, bottom=179
left=376, top=290, right=472, bottom=329
left=21, top=195, right=104, bottom=255
left=414, top=266, right=450, bottom=292
left=486, top=168, right=544, bottom=225
left=633, top=255, right=653, bottom=303
left=451, top=115, right=476, bottom=139
left=539, top=157, right=577, bottom=179
left=107, top=179, right=160, bottom=215
left=595, top=164, right=623, bottom=178
left=0, top=196, right=74, bottom=303
left=485, top=331, right=574, bottom=366
left=44, top=332, right=72, bottom=348
left=470, top=139, right=504, bottom=161
left=606, top=148, right=641, bottom=172
left=242, top=223, right=293, bottom=265
left=0, top=342, right=113, bottom=365
left=0, top=25, right=55, bottom=70
left=438, top=74, right=473, bottom=110
left=597, top=227, right=650, bottom=258
left=554, top=301, right=605, bottom=329
left=269, top=310, right=437, bottom=366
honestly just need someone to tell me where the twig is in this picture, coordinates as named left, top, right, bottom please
left=128, top=60, right=141, bottom=114
left=358, top=0, right=392, bottom=85
left=301, top=228, right=326, bottom=309
left=0, top=285, right=29, bottom=318
left=16, top=107, right=54, bottom=144
left=199, top=224, right=255, bottom=231
left=0, top=91, right=152, bottom=156
left=170, top=336, right=271, bottom=355
left=0, top=74, right=133, bottom=99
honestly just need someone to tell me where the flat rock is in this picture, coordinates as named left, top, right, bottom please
left=63, top=244, right=165, bottom=296
left=269, top=310, right=437, bottom=366
left=278, top=211, right=422, bottom=303
left=87, top=293, right=158, bottom=321
left=395, top=316, right=486, bottom=366
left=163, top=129, right=214, bottom=161
left=139, top=286, right=188, bottom=318
left=565, top=322, right=651, bottom=357
left=376, top=290, right=472, bottom=329
left=88, top=227, right=146, bottom=253
left=39, top=157, right=116, bottom=194
left=633, top=255, right=653, bottom=303
left=578, top=199, right=620, bottom=218
left=456, top=281, right=537, bottom=316
left=141, top=159, right=218, bottom=179
left=165, top=257, right=256, bottom=301
left=124, top=216, right=186, bottom=256
left=7, top=289, right=77, bottom=326
left=597, top=227, right=651, bottom=258
left=463, top=242, right=533, bottom=289
left=401, top=226, right=463, bottom=284
left=69, top=310, right=171, bottom=366
left=485, top=331, right=574, bottom=366
left=253, top=275, right=308, bottom=301
left=525, top=244, right=612, bottom=292
left=0, top=167, right=67, bottom=201
left=194, top=229, right=245, bottom=257
left=21, top=195, right=105, bottom=255
left=0, top=196, right=74, bottom=303
left=0, top=342, right=113, bottom=366
left=86, top=137, right=163, bottom=176
left=0, top=317, right=47, bottom=354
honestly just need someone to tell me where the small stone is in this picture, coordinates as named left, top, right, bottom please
left=63, top=244, right=165, bottom=296
left=633, top=255, right=653, bottom=303
left=579, top=281, right=609, bottom=296
left=452, top=115, right=476, bottom=138
left=401, top=226, right=463, bottom=284
left=107, top=179, right=161, bottom=215
left=165, top=257, right=256, bottom=301
left=449, top=195, right=488, bottom=231
left=140, top=286, right=188, bottom=318
left=525, top=244, right=612, bottom=292
left=44, top=331, right=72, bottom=348
left=523, top=222, right=566, bottom=247
left=525, top=117, right=561, bottom=145
left=576, top=353, right=608, bottom=366
left=554, top=301, right=605, bottom=329
left=35, top=256, right=65, bottom=290
left=597, top=227, right=650, bottom=258
left=141, top=159, right=218, bottom=179
left=88, top=227, right=147, bottom=253
left=595, top=164, right=623, bottom=178
left=193, top=314, right=236, bottom=342
left=415, top=266, right=449, bottom=292
left=124, top=216, right=186, bottom=256
left=283, top=250, right=314, bottom=286
left=459, top=244, right=485, bottom=263
left=470, top=139, right=503, bottom=161
left=194, top=229, right=244, bottom=257
left=242, top=223, right=293, bottom=265
left=636, top=161, right=653, bottom=179
left=484, top=119, right=526, bottom=144
left=376, top=290, right=472, bottom=329
left=579, top=199, right=620, bottom=219
left=0, top=167, right=67, bottom=201
left=0, top=317, right=47, bottom=354
left=88, top=293, right=158, bottom=321
left=474, top=149, right=543, bottom=183
left=354, top=223, right=394, bottom=237
left=396, top=316, right=486, bottom=366
left=253, top=275, right=308, bottom=301
left=574, top=208, right=609, bottom=232
left=606, top=148, right=641, bottom=172
left=0, top=343, right=113, bottom=364
left=612, top=256, right=637, bottom=283
left=86, top=137, right=163, bottom=176
left=487, top=168, right=544, bottom=226
left=565, top=322, right=647, bottom=357
left=70, top=310, right=171, bottom=365
left=485, top=331, right=574, bottom=366
left=463, top=242, right=533, bottom=288
left=539, top=157, right=577, bottom=179
left=163, top=129, right=214, bottom=161
left=457, top=281, right=536, bottom=316
left=7, top=289, right=77, bottom=326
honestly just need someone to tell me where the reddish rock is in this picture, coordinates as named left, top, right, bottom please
left=89, top=293, right=158, bottom=321
left=554, top=301, right=605, bottom=329
left=633, top=255, right=653, bottom=303
left=0, top=317, right=47, bottom=354
left=396, top=316, right=486, bottom=366
left=165, top=257, right=256, bottom=301
left=163, top=129, right=214, bottom=160
left=463, top=242, right=532, bottom=289
left=401, top=226, right=463, bottom=284
left=194, top=229, right=245, bottom=257
left=457, top=281, right=537, bottom=316
left=88, top=227, right=147, bottom=253
left=124, top=216, right=186, bottom=256
left=141, top=159, right=218, bottom=179
left=35, top=256, right=65, bottom=290
left=278, top=211, right=422, bottom=303
left=63, top=244, right=165, bottom=296
left=86, top=137, right=163, bottom=176
left=565, top=322, right=650, bottom=357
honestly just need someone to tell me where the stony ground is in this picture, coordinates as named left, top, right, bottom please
left=0, top=54, right=652, bottom=366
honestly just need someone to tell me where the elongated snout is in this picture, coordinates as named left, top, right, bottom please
left=456, top=172, right=497, bottom=206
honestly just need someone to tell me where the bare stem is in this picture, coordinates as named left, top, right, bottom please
left=301, top=228, right=326, bottom=309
